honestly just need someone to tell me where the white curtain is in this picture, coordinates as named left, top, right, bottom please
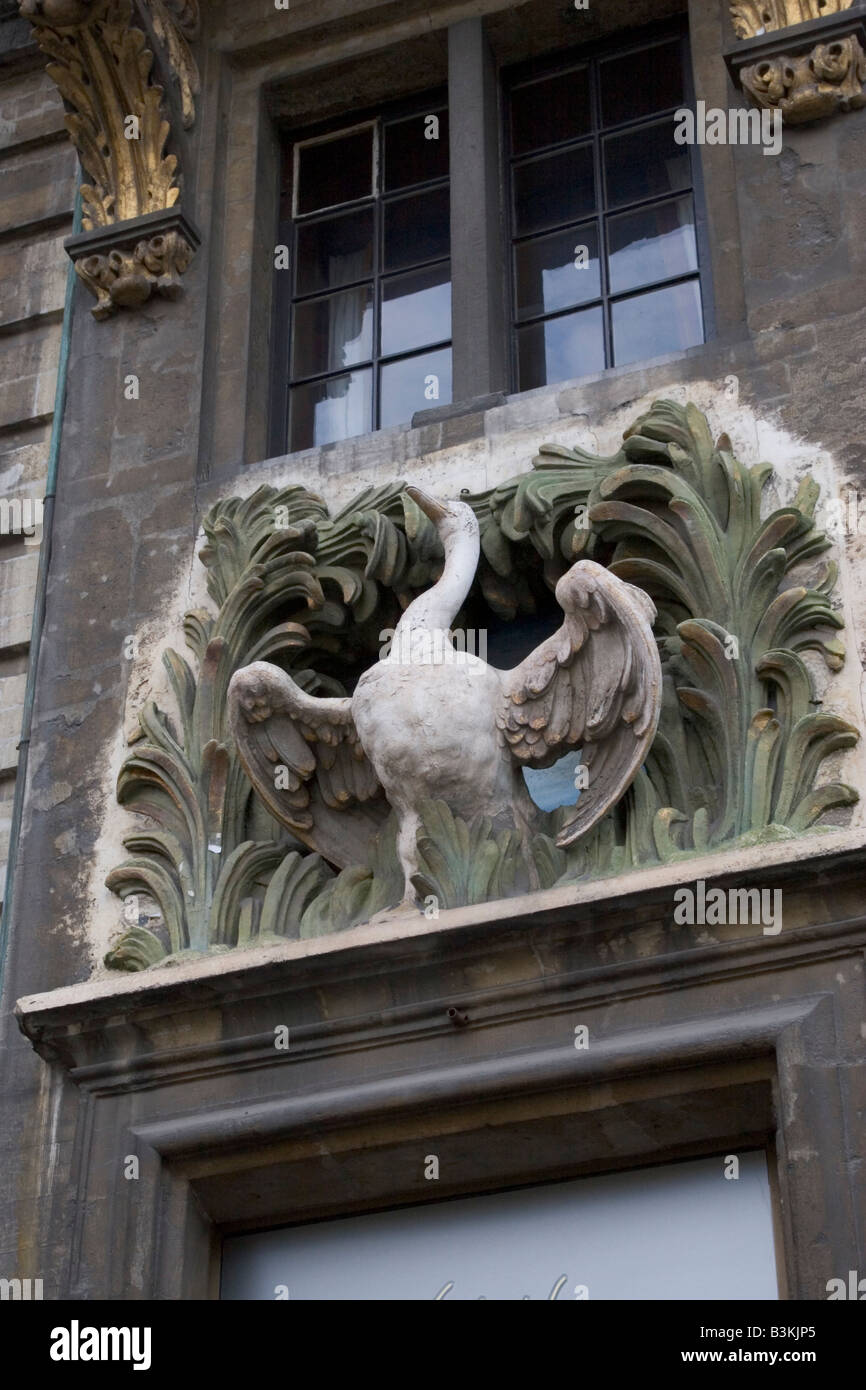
left=314, top=248, right=370, bottom=442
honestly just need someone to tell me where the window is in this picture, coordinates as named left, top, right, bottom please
left=506, top=32, right=706, bottom=390
left=221, top=1151, right=779, bottom=1300
left=269, top=24, right=710, bottom=453
left=275, top=94, right=451, bottom=453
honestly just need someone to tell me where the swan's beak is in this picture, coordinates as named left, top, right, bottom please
left=406, top=485, right=449, bottom=525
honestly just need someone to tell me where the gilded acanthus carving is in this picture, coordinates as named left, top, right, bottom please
left=146, top=0, right=199, bottom=130
left=730, top=0, right=853, bottom=40
left=102, top=403, right=859, bottom=971
left=741, top=34, right=866, bottom=122
left=19, top=0, right=200, bottom=315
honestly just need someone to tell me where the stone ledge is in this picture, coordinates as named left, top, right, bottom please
left=411, top=392, right=508, bottom=429
left=133, top=1000, right=813, bottom=1160
left=15, top=821, right=866, bottom=1057
left=233, top=337, right=739, bottom=497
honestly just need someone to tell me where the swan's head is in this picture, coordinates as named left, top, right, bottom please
left=405, top=486, right=478, bottom=546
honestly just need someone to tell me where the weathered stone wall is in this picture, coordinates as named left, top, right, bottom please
left=0, top=8, right=75, bottom=896
left=1, top=0, right=864, bottom=1298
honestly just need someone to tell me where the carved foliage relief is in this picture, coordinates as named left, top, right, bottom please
left=19, top=0, right=200, bottom=315
left=730, top=1, right=854, bottom=38
left=730, top=0, right=866, bottom=124
left=103, top=403, right=859, bottom=970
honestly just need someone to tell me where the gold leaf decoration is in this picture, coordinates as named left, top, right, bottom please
left=731, top=0, right=854, bottom=40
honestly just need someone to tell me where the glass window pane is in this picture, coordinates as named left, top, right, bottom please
left=516, top=305, right=605, bottom=391
left=600, top=40, right=683, bottom=127
left=381, top=264, right=450, bottom=357
left=296, top=126, right=375, bottom=215
left=222, top=1152, right=779, bottom=1301
left=383, top=186, right=450, bottom=271
left=604, top=119, right=691, bottom=208
left=510, top=68, right=591, bottom=156
left=380, top=346, right=452, bottom=429
left=289, top=369, right=372, bottom=451
left=295, top=209, right=374, bottom=297
left=513, top=144, right=596, bottom=237
left=291, top=286, right=374, bottom=379
left=612, top=278, right=703, bottom=368
left=607, top=195, right=697, bottom=296
left=514, top=223, right=600, bottom=320
left=385, top=110, right=449, bottom=190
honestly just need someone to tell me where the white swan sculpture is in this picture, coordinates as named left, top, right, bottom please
left=228, top=487, right=662, bottom=908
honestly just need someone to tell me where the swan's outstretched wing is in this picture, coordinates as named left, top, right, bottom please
left=497, top=560, right=661, bottom=846
left=228, top=660, right=387, bottom=869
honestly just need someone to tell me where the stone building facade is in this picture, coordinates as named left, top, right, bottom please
left=0, top=0, right=864, bottom=1300
left=0, top=2, right=75, bottom=914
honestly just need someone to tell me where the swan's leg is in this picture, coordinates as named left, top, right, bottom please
left=396, top=808, right=422, bottom=904
left=364, top=809, right=422, bottom=925
left=511, top=783, right=542, bottom=892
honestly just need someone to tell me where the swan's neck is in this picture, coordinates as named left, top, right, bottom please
left=395, top=525, right=478, bottom=637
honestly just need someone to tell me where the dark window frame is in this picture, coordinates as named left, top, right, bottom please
left=269, top=86, right=450, bottom=457
left=269, top=19, right=715, bottom=456
left=501, top=18, right=715, bottom=393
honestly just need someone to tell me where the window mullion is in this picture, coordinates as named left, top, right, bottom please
left=447, top=18, right=508, bottom=402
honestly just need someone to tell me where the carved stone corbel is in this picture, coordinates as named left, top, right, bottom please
left=19, top=0, right=201, bottom=317
left=726, top=1, right=866, bottom=125
left=65, top=206, right=200, bottom=319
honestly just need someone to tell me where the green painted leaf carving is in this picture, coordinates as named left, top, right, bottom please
left=103, top=925, right=167, bottom=972
left=298, top=814, right=403, bottom=936
left=411, top=801, right=520, bottom=909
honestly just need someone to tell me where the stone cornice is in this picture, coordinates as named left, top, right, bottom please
left=16, top=822, right=866, bottom=1080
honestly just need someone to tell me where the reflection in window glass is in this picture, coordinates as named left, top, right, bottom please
left=221, top=1152, right=779, bottom=1301
left=385, top=110, right=449, bottom=190
left=291, top=287, right=374, bottom=379
left=600, top=40, right=683, bottom=126
left=381, top=264, right=451, bottom=358
left=289, top=369, right=373, bottom=451
left=513, top=144, right=596, bottom=237
left=380, top=346, right=452, bottom=428
left=510, top=67, right=591, bottom=155
left=296, top=126, right=375, bottom=215
left=295, top=209, right=374, bottom=297
left=281, top=92, right=451, bottom=451
left=607, top=196, right=697, bottom=296
left=507, top=32, right=704, bottom=391
left=524, top=749, right=583, bottom=812
left=612, top=279, right=703, bottom=367
left=383, top=187, right=451, bottom=272
left=514, top=223, right=600, bottom=320
left=516, top=306, right=605, bottom=391
left=604, top=120, right=691, bottom=208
